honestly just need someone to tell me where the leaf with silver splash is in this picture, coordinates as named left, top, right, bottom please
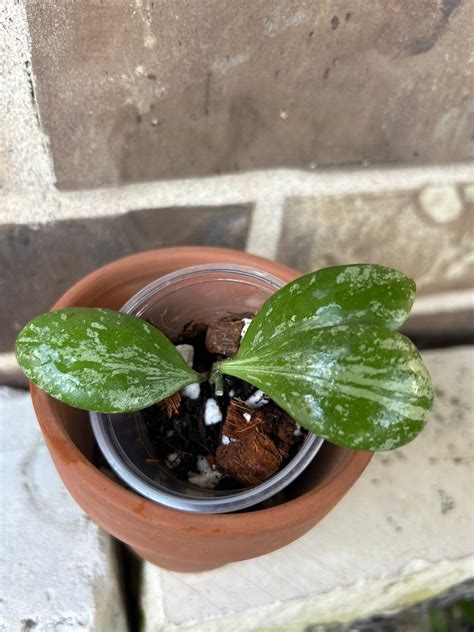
left=239, top=264, right=416, bottom=357
left=16, top=307, right=204, bottom=413
left=221, top=324, right=433, bottom=451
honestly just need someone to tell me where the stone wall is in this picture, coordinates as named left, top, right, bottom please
left=1, top=3, right=473, bottom=629
left=1, top=1, right=473, bottom=385
left=26, top=0, right=473, bottom=189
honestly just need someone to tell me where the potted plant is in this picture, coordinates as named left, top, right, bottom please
left=17, top=247, right=433, bottom=571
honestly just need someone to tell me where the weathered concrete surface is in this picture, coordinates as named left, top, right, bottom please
left=278, top=184, right=474, bottom=295
left=26, top=0, right=473, bottom=189
left=0, top=388, right=127, bottom=631
left=0, top=2, right=54, bottom=193
left=141, top=347, right=474, bottom=632
left=0, top=204, right=250, bottom=353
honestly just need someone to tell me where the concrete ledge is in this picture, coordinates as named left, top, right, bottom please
left=0, top=388, right=127, bottom=631
left=141, top=347, right=474, bottom=632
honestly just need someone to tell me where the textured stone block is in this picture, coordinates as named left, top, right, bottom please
left=0, top=388, right=127, bottom=631
left=27, top=1, right=473, bottom=189
left=403, top=309, right=474, bottom=350
left=278, top=185, right=473, bottom=295
left=0, top=204, right=250, bottom=352
left=141, top=347, right=474, bottom=631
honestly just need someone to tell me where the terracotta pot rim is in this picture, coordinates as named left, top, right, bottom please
left=51, top=246, right=299, bottom=308
left=31, top=246, right=373, bottom=534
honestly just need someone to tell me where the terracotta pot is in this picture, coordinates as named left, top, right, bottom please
left=31, top=247, right=372, bottom=572
left=92, top=263, right=324, bottom=513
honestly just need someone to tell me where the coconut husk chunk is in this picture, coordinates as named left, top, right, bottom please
left=257, top=403, right=298, bottom=459
left=205, top=313, right=253, bottom=357
left=160, top=391, right=181, bottom=418
left=216, top=399, right=283, bottom=486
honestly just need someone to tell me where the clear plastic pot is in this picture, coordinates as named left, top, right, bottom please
left=90, top=264, right=323, bottom=513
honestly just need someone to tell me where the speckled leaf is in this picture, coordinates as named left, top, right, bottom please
left=239, top=264, right=416, bottom=357
left=221, top=324, right=433, bottom=451
left=16, top=308, right=203, bottom=413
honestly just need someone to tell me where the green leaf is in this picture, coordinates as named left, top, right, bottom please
left=458, top=600, right=474, bottom=625
left=16, top=307, right=204, bottom=413
left=239, top=264, right=416, bottom=357
left=428, top=606, right=450, bottom=632
left=221, top=324, right=433, bottom=451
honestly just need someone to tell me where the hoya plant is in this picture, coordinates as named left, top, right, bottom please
left=16, top=264, right=433, bottom=451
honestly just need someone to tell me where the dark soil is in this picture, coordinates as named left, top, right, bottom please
left=142, top=316, right=306, bottom=490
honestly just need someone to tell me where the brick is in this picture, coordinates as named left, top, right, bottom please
left=0, top=388, right=127, bottom=631
left=0, top=204, right=250, bottom=352
left=278, top=187, right=473, bottom=295
left=402, top=309, right=474, bottom=350
left=141, top=347, right=474, bottom=631
left=26, top=1, right=473, bottom=189
left=0, top=361, right=29, bottom=389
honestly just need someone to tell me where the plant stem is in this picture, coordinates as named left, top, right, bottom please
left=209, top=362, right=224, bottom=396
left=214, top=370, right=224, bottom=397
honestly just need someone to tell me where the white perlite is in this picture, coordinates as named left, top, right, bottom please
left=240, top=318, right=253, bottom=340
left=141, top=347, right=474, bottom=631
left=182, top=383, right=201, bottom=400
left=188, top=456, right=223, bottom=489
left=293, top=423, right=302, bottom=437
left=204, top=398, right=222, bottom=425
left=221, top=435, right=235, bottom=445
left=165, top=452, right=181, bottom=469
left=176, top=344, right=194, bottom=367
left=0, top=388, right=126, bottom=632
left=245, top=389, right=269, bottom=408
left=176, top=344, right=201, bottom=399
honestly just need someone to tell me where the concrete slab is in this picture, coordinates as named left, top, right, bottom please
left=0, top=388, right=127, bottom=631
left=141, top=347, right=474, bottom=631
left=278, top=186, right=474, bottom=296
